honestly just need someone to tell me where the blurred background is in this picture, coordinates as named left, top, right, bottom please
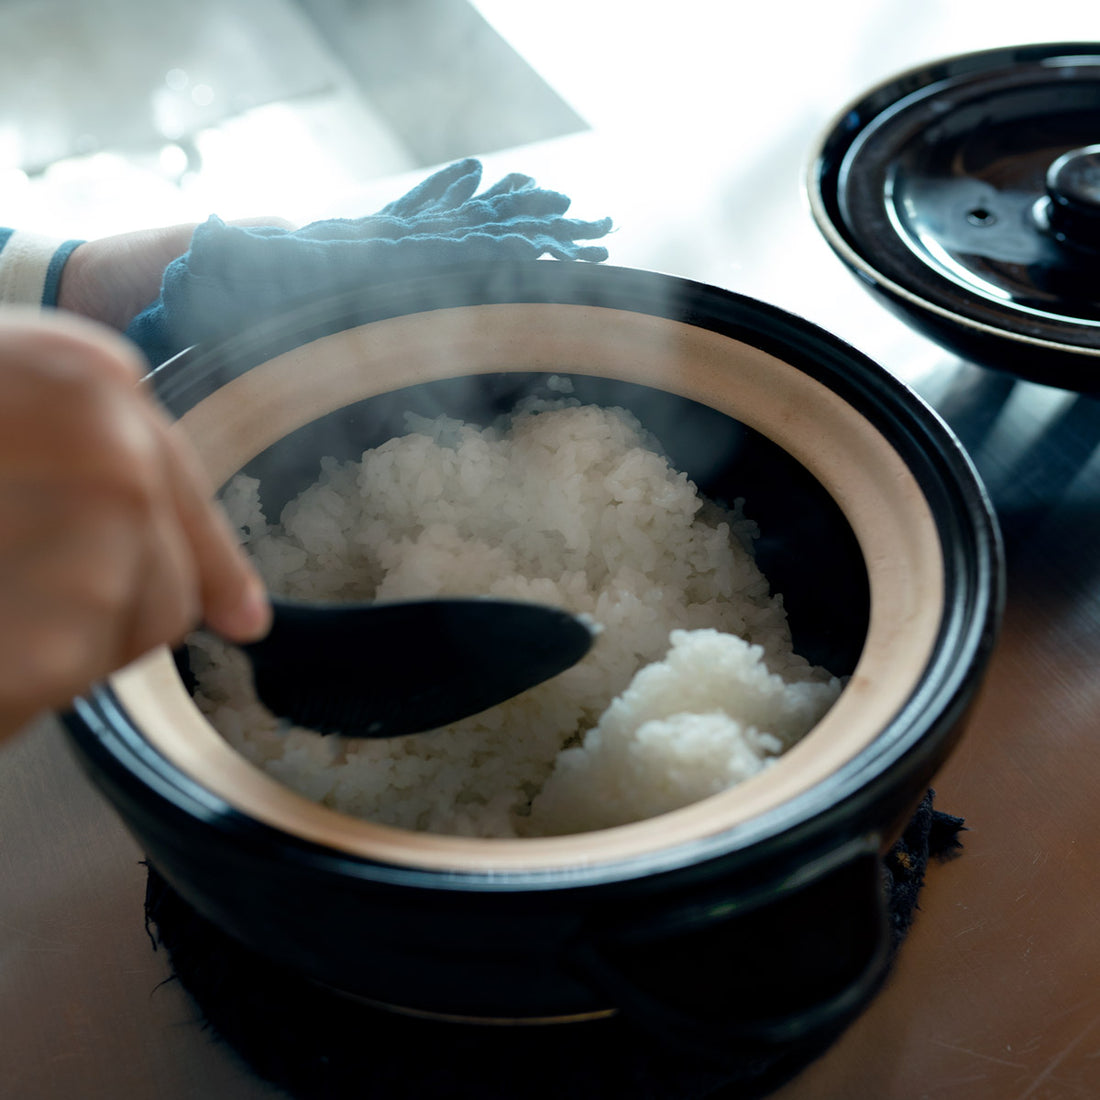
left=1, top=0, right=1096, bottom=385
left=0, top=3, right=1092, bottom=233
left=0, top=0, right=589, bottom=235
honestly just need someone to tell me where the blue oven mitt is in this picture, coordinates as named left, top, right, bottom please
left=125, top=158, right=613, bottom=367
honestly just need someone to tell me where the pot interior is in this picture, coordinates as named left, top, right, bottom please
left=110, top=302, right=945, bottom=872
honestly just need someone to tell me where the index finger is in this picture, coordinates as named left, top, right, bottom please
left=155, top=412, right=271, bottom=643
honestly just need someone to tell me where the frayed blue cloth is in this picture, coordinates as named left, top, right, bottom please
left=125, top=158, right=612, bottom=366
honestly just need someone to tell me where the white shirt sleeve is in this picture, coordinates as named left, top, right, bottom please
left=0, top=229, right=84, bottom=308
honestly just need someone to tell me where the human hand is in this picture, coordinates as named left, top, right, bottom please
left=56, top=223, right=200, bottom=332
left=0, top=311, right=270, bottom=742
left=57, top=217, right=295, bottom=332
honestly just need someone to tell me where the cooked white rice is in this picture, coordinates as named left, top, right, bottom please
left=189, top=393, right=841, bottom=837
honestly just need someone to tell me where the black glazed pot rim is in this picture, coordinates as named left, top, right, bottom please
left=808, top=41, right=1100, bottom=390
left=67, top=262, right=1003, bottom=890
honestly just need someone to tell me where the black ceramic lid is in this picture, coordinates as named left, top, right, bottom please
left=810, top=42, right=1100, bottom=391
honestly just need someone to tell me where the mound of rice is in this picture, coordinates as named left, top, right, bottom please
left=189, top=395, right=841, bottom=837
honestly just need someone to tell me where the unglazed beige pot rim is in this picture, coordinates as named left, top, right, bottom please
left=110, top=302, right=946, bottom=873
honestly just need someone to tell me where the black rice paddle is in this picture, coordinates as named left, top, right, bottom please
left=231, top=596, right=595, bottom=738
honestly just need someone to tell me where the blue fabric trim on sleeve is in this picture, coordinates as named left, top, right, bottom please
left=41, top=238, right=84, bottom=307
left=0, top=228, right=14, bottom=255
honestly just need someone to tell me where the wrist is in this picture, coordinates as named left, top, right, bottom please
left=56, top=224, right=197, bottom=332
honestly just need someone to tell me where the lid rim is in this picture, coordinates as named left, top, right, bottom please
left=810, top=176, right=1100, bottom=351
left=810, top=41, right=1100, bottom=387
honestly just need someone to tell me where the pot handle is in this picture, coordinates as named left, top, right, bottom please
left=567, top=840, right=893, bottom=1066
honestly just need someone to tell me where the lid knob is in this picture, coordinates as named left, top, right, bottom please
left=1042, top=144, right=1100, bottom=254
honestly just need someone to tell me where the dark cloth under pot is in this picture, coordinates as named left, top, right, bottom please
left=143, top=790, right=963, bottom=1100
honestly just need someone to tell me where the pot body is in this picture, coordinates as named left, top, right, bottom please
left=68, top=688, right=944, bottom=1046
left=63, top=262, right=1002, bottom=1054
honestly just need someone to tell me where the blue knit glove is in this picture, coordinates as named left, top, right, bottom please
left=126, top=158, right=612, bottom=365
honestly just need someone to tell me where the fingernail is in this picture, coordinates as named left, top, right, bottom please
left=233, top=576, right=272, bottom=641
